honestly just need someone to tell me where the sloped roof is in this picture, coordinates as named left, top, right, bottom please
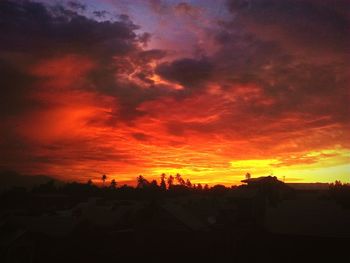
left=241, top=176, right=279, bottom=184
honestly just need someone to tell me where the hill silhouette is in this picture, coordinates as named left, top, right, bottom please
left=0, top=170, right=60, bottom=191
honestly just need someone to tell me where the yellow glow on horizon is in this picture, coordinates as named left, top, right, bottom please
left=144, top=148, right=350, bottom=185
left=277, top=164, right=350, bottom=183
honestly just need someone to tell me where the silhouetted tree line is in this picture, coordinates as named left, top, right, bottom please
left=136, top=173, right=211, bottom=192
left=4, top=173, right=346, bottom=208
left=0, top=173, right=235, bottom=203
left=329, top=181, right=350, bottom=209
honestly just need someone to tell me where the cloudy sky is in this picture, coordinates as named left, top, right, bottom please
left=0, top=0, right=349, bottom=184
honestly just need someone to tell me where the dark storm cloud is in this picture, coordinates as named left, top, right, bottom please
left=156, top=58, right=213, bottom=87
left=148, top=0, right=349, bottom=136
left=211, top=29, right=349, bottom=120
left=0, top=0, right=139, bottom=56
left=67, top=1, right=86, bottom=11
left=0, top=0, right=173, bottom=123
left=215, top=0, right=350, bottom=123
left=92, top=10, right=109, bottom=18
left=227, top=0, right=349, bottom=53
left=0, top=0, right=175, bottom=174
left=0, top=60, right=41, bottom=117
left=131, top=132, right=151, bottom=141
left=1, top=0, right=348, bottom=130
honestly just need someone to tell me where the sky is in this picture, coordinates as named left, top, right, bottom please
left=0, top=0, right=349, bottom=185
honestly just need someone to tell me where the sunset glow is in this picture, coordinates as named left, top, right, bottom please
left=0, top=0, right=349, bottom=185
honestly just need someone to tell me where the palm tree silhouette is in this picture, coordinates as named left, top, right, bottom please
left=101, top=174, right=107, bottom=187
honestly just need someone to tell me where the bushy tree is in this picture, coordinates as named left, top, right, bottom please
left=110, top=179, right=117, bottom=189
left=167, top=175, right=174, bottom=189
left=160, top=173, right=167, bottom=190
left=137, top=175, right=149, bottom=189
left=185, top=179, right=192, bottom=188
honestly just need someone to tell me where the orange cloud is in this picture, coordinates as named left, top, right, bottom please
left=1, top=0, right=349, bottom=186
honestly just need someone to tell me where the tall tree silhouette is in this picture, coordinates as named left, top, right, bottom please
left=175, top=173, right=186, bottom=186
left=137, top=175, right=149, bottom=189
left=160, top=173, right=167, bottom=190
left=186, top=179, right=192, bottom=188
left=167, top=175, right=174, bottom=189
left=150, top=179, right=159, bottom=190
left=101, top=174, right=107, bottom=187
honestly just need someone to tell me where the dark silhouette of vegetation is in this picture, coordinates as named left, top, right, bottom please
left=150, top=179, right=158, bottom=189
left=32, top=180, right=57, bottom=194
left=329, top=181, right=350, bottom=209
left=110, top=179, right=117, bottom=189
left=185, top=179, right=192, bottom=188
left=167, top=175, right=174, bottom=189
left=160, top=173, right=167, bottom=191
left=137, top=175, right=149, bottom=189
left=0, top=172, right=243, bottom=202
left=175, top=173, right=186, bottom=186
left=101, top=174, right=107, bottom=186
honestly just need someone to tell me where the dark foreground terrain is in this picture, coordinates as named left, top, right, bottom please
left=1, top=174, right=349, bottom=262
left=2, top=226, right=349, bottom=262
